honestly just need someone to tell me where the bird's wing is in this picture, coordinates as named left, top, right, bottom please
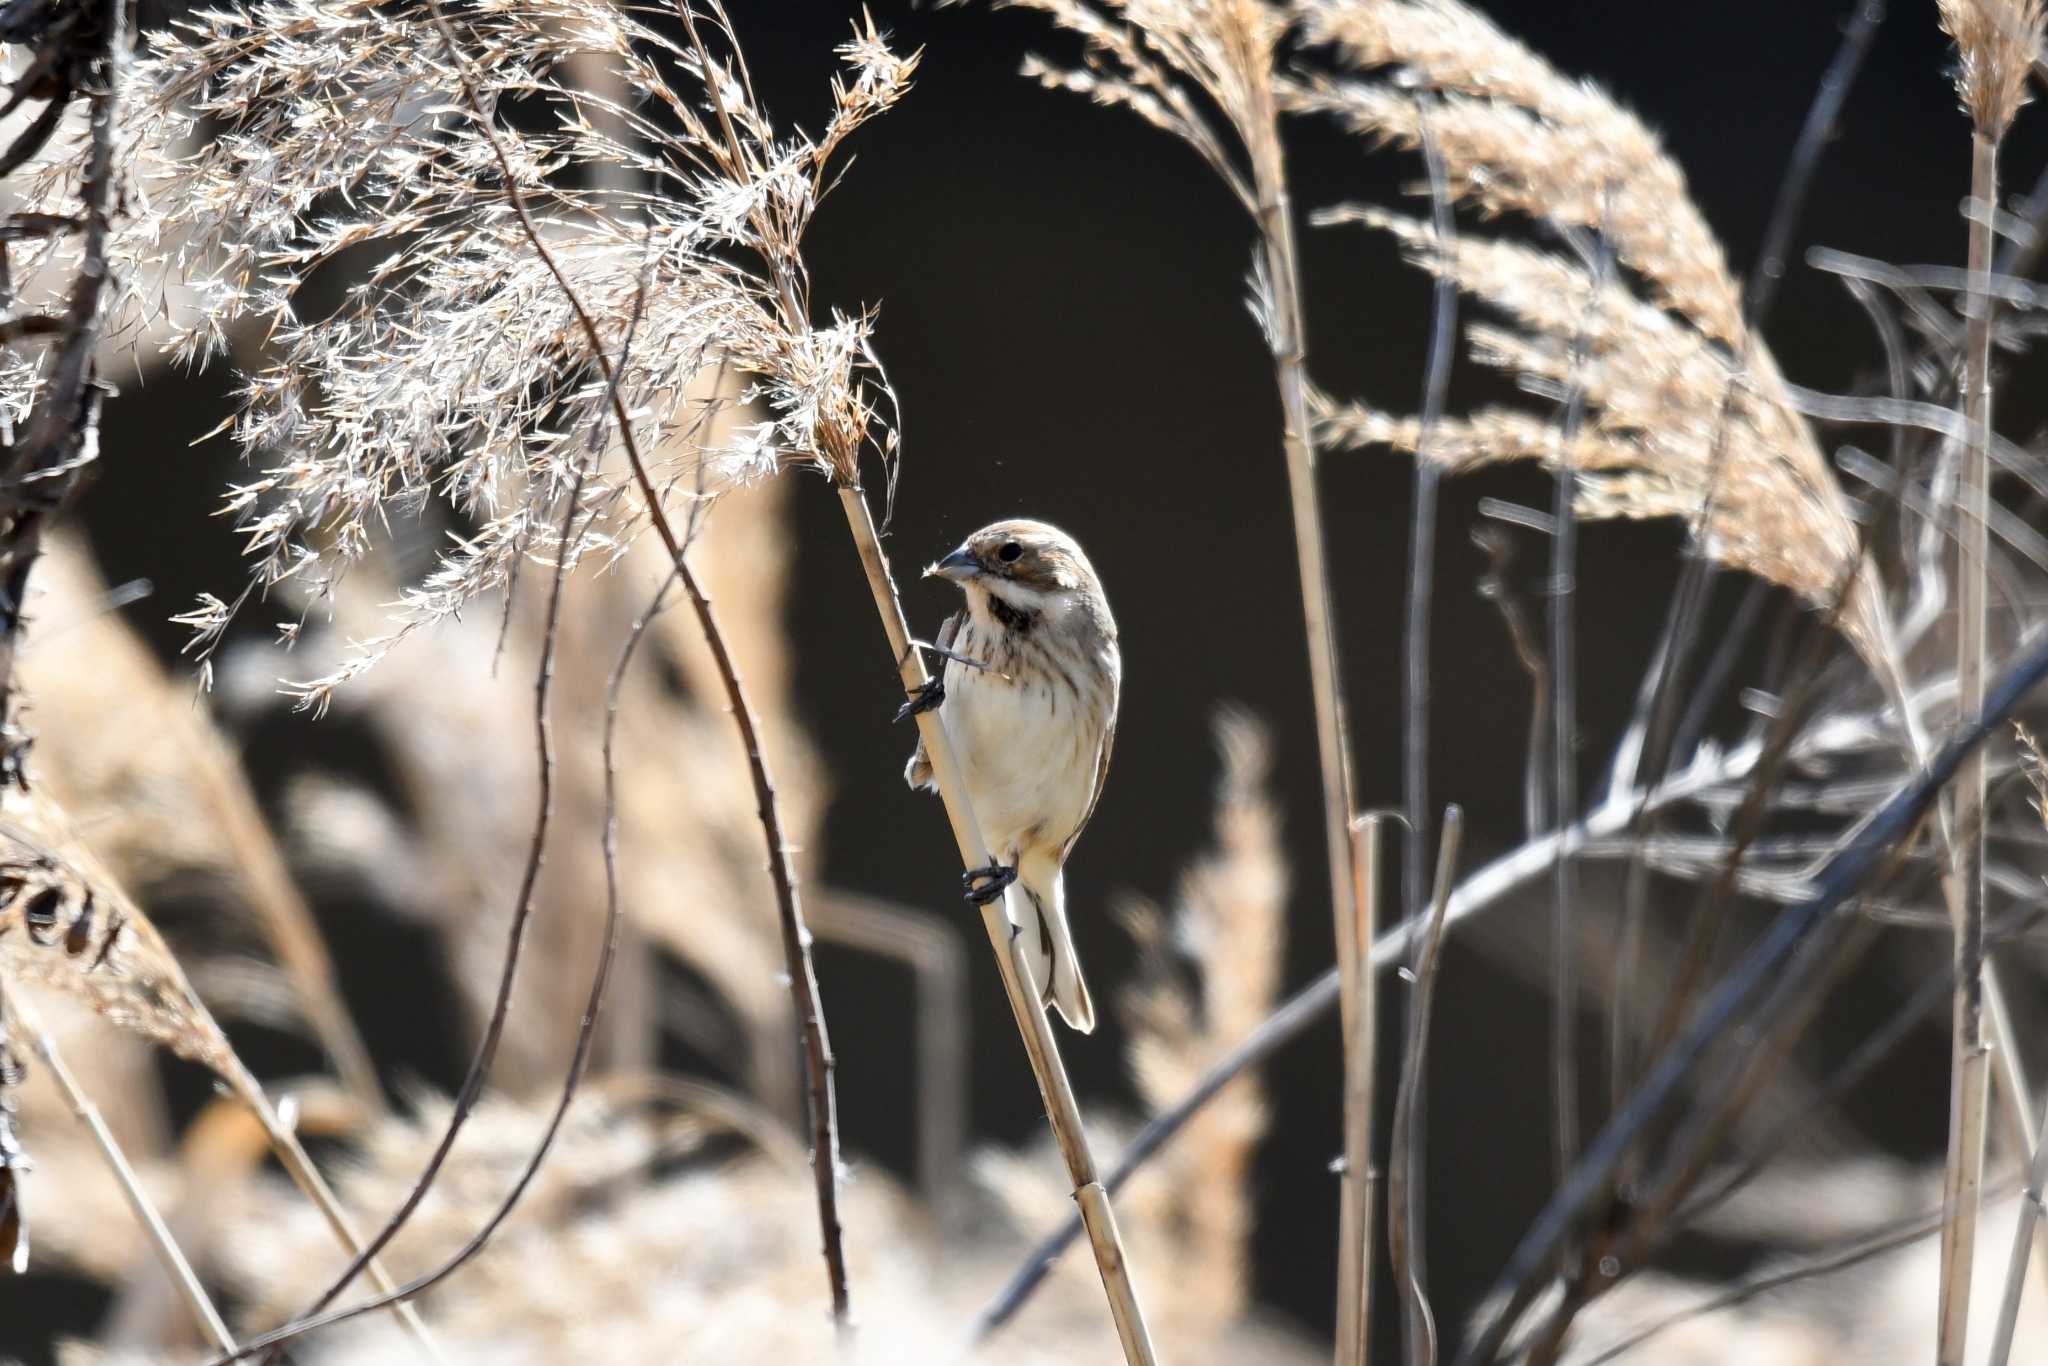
left=1066, top=710, right=1116, bottom=854
left=902, top=609, right=962, bottom=792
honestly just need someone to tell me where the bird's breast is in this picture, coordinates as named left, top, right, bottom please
left=943, top=628, right=1109, bottom=856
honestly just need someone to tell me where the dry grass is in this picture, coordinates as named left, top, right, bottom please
left=1118, top=712, right=1284, bottom=1327
left=5, top=1, right=2048, bottom=1363
left=22, top=535, right=380, bottom=1109
left=1293, top=0, right=1886, bottom=665
left=6, top=0, right=911, bottom=710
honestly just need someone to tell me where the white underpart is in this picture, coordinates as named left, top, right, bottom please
left=940, top=579, right=1112, bottom=1031
left=945, top=586, right=1098, bottom=854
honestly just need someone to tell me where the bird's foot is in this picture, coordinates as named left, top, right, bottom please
left=894, top=677, right=945, bottom=722
left=962, top=863, right=1017, bottom=906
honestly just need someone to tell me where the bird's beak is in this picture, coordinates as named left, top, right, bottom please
left=927, top=546, right=982, bottom=582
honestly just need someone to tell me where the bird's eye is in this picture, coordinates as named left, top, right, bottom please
left=998, top=541, right=1023, bottom=563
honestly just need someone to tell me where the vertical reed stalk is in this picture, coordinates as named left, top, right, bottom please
left=1236, top=28, right=1360, bottom=1002
left=834, top=483, right=1156, bottom=1364
left=1337, top=815, right=1384, bottom=1366
left=1931, top=9, right=2043, bottom=1351
left=1937, top=120, right=2000, bottom=1366
left=1546, top=201, right=1610, bottom=1250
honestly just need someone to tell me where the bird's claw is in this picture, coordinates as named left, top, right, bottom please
left=894, top=677, right=945, bottom=722
left=962, top=863, right=1016, bottom=906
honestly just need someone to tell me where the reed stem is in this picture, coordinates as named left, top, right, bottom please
left=835, top=482, right=1157, bottom=1365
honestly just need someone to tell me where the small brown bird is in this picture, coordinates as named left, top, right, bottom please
left=904, top=519, right=1120, bottom=1032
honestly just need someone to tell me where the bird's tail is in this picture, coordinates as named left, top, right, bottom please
left=1010, top=855, right=1094, bottom=1033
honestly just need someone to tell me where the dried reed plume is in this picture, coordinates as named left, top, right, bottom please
left=1292, top=0, right=1887, bottom=666
left=1292, top=0, right=1742, bottom=341
left=6, top=0, right=927, bottom=1342
left=1118, top=712, right=1283, bottom=1327
left=0, top=786, right=237, bottom=1073
left=1937, top=0, right=2043, bottom=138
left=7, top=0, right=912, bottom=706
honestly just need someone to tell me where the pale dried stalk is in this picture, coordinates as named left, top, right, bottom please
left=810, top=890, right=969, bottom=1207
left=1935, top=0, right=2042, bottom=1347
left=1934, top=139, right=1996, bottom=1366
left=1387, top=806, right=1462, bottom=1366
left=180, top=732, right=383, bottom=1116
left=1227, top=3, right=1363, bottom=1067
left=1336, top=814, right=1384, bottom=1366
left=10, top=989, right=237, bottom=1354
left=834, top=483, right=1155, bottom=1362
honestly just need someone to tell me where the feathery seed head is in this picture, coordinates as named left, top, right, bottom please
left=1938, top=0, right=2044, bottom=135
left=1299, top=1, right=1891, bottom=670
left=10, top=0, right=913, bottom=703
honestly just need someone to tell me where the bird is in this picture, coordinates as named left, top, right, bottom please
left=902, top=519, right=1120, bottom=1033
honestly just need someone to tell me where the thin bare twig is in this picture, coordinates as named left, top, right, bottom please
left=1389, top=806, right=1462, bottom=1366
left=1577, top=1195, right=2016, bottom=1366
left=1403, top=98, right=1457, bottom=925
left=238, top=392, right=589, bottom=1366
left=1336, top=814, right=1385, bottom=1366
left=974, top=741, right=1755, bottom=1336
left=1457, top=628, right=2048, bottom=1366
left=1545, top=195, right=1610, bottom=1265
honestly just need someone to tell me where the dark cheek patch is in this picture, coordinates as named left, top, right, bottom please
left=988, top=594, right=1037, bottom=634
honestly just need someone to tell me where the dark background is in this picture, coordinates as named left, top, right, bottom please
left=42, top=0, right=2048, bottom=1359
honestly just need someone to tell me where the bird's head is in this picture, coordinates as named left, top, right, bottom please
left=925, top=519, right=1104, bottom=623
